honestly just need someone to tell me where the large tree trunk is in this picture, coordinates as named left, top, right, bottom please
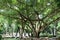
left=36, top=32, right=40, bottom=38
left=32, top=31, right=40, bottom=38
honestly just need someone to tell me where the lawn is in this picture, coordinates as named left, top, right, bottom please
left=2, top=38, right=19, bottom=40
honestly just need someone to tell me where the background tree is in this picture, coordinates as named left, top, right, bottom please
left=0, top=0, right=60, bottom=38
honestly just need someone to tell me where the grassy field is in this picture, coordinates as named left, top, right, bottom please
left=2, top=38, right=19, bottom=40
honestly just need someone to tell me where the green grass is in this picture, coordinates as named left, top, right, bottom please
left=2, top=38, right=19, bottom=40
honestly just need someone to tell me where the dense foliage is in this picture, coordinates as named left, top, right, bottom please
left=0, top=0, right=60, bottom=38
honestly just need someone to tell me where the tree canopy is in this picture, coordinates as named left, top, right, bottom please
left=0, top=0, right=60, bottom=38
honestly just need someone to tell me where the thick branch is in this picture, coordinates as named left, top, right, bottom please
left=41, top=17, right=60, bottom=31
left=42, top=8, right=59, bottom=20
left=45, top=9, right=60, bottom=19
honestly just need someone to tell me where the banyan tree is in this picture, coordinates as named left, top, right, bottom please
left=0, top=0, right=60, bottom=38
